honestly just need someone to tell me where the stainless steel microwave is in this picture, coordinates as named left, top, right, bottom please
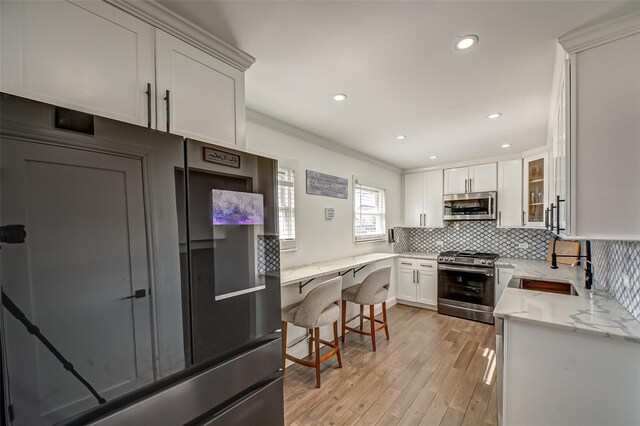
left=443, top=191, right=497, bottom=220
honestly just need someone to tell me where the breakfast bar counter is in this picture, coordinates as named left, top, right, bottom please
left=280, top=253, right=398, bottom=291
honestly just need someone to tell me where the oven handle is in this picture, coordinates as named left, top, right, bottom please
left=438, top=264, right=494, bottom=276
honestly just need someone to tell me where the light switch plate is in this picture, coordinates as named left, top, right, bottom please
left=325, top=207, right=335, bottom=220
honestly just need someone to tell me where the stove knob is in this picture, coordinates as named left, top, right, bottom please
left=481, top=260, right=487, bottom=264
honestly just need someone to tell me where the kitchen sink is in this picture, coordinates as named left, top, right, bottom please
left=510, top=278, right=579, bottom=296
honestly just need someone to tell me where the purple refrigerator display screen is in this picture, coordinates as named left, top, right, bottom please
left=212, top=189, right=264, bottom=225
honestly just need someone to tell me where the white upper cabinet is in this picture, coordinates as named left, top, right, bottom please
left=403, top=170, right=444, bottom=227
left=469, top=163, right=498, bottom=193
left=155, top=30, right=246, bottom=150
left=0, top=1, right=155, bottom=128
left=563, top=28, right=640, bottom=239
left=423, top=170, right=444, bottom=228
left=523, top=152, right=549, bottom=228
left=404, top=173, right=424, bottom=227
left=443, top=168, right=469, bottom=194
left=444, top=163, right=496, bottom=194
left=497, top=160, right=523, bottom=228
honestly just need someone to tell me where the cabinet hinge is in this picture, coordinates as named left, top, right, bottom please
left=8, top=404, right=14, bottom=421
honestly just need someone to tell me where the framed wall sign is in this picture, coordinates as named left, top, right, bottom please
left=306, top=170, right=348, bottom=199
left=203, top=147, right=241, bottom=168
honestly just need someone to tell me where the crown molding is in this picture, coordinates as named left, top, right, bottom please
left=106, top=0, right=255, bottom=72
left=559, top=10, right=640, bottom=54
left=246, top=108, right=402, bottom=174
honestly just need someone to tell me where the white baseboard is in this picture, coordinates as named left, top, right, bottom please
left=395, top=298, right=437, bottom=311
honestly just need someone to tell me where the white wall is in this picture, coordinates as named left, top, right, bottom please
left=246, top=120, right=402, bottom=268
left=246, top=118, right=402, bottom=358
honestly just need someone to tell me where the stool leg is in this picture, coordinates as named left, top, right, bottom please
left=370, top=305, right=377, bottom=352
left=359, top=305, right=364, bottom=330
left=308, top=328, right=313, bottom=359
left=314, top=327, right=321, bottom=388
left=382, top=301, right=390, bottom=340
left=333, top=321, right=342, bottom=368
left=341, top=300, right=347, bottom=343
left=281, top=321, right=287, bottom=374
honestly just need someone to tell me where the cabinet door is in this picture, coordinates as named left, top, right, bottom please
left=469, top=163, right=497, bottom=192
left=497, top=160, right=523, bottom=227
left=444, top=168, right=469, bottom=195
left=155, top=30, right=246, bottom=150
left=572, top=33, right=640, bottom=238
left=423, top=170, right=444, bottom=227
left=416, top=268, right=437, bottom=306
left=0, top=1, right=155, bottom=127
left=523, top=153, right=548, bottom=228
left=397, top=266, right=417, bottom=302
left=404, top=173, right=424, bottom=227
left=496, top=268, right=514, bottom=305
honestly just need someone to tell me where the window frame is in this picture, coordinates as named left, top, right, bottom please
left=353, top=180, right=387, bottom=244
left=277, top=166, right=297, bottom=251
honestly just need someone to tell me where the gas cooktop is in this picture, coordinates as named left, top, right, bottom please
left=437, top=251, right=500, bottom=267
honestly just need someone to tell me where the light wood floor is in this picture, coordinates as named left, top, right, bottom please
left=283, top=304, right=497, bottom=426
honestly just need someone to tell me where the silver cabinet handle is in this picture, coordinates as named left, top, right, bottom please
left=415, top=271, right=420, bottom=284
left=469, top=178, right=473, bottom=192
left=420, top=264, right=433, bottom=268
left=498, top=211, right=502, bottom=226
left=465, top=179, right=468, bottom=193
left=412, top=270, right=416, bottom=283
left=401, top=262, right=412, bottom=266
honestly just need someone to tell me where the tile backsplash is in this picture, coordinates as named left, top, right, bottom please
left=394, top=221, right=554, bottom=260
left=394, top=223, right=640, bottom=322
left=591, top=240, right=640, bottom=321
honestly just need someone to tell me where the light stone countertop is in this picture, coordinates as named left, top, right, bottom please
left=396, top=252, right=439, bottom=260
left=280, top=252, right=398, bottom=287
left=494, top=258, right=640, bottom=344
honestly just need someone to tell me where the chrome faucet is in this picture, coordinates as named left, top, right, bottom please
left=551, top=238, right=593, bottom=290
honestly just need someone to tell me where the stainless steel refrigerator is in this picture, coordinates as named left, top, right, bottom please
left=0, top=94, right=284, bottom=425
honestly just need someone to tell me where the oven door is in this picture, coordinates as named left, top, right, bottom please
left=437, top=264, right=495, bottom=308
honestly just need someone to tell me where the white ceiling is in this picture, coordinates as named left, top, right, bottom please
left=160, top=1, right=639, bottom=170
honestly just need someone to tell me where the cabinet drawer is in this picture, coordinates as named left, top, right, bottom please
left=397, top=258, right=417, bottom=269
left=416, top=260, right=436, bottom=271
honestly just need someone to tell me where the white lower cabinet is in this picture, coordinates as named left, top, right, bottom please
left=496, top=267, right=514, bottom=305
left=396, top=258, right=437, bottom=308
left=501, top=319, right=640, bottom=425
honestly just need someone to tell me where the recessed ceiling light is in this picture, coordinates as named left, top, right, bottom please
left=454, top=35, right=479, bottom=51
left=487, top=112, right=502, bottom=119
left=430, top=155, right=438, bottom=159
left=501, top=144, right=511, bottom=148
left=333, top=93, right=347, bottom=102
left=396, top=135, right=407, bottom=140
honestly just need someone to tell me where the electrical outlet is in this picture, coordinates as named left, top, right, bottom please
left=623, top=274, right=631, bottom=289
left=518, top=242, right=529, bottom=249
left=435, top=240, right=444, bottom=247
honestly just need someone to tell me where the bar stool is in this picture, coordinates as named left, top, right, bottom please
left=281, top=276, right=342, bottom=388
left=341, top=266, right=391, bottom=352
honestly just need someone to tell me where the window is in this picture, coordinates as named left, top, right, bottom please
left=354, top=182, right=386, bottom=243
left=277, top=167, right=296, bottom=251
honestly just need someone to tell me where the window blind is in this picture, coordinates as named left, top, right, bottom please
left=277, top=167, right=296, bottom=251
left=354, top=182, right=386, bottom=242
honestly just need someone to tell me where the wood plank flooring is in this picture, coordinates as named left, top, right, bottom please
left=283, top=304, right=497, bottom=426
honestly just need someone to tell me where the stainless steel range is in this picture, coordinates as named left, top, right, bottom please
left=437, top=251, right=499, bottom=324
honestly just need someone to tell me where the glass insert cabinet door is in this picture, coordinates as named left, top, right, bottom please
left=523, top=153, right=548, bottom=227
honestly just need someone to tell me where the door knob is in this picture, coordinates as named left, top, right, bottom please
left=122, top=289, right=147, bottom=300
left=0, top=225, right=26, bottom=244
